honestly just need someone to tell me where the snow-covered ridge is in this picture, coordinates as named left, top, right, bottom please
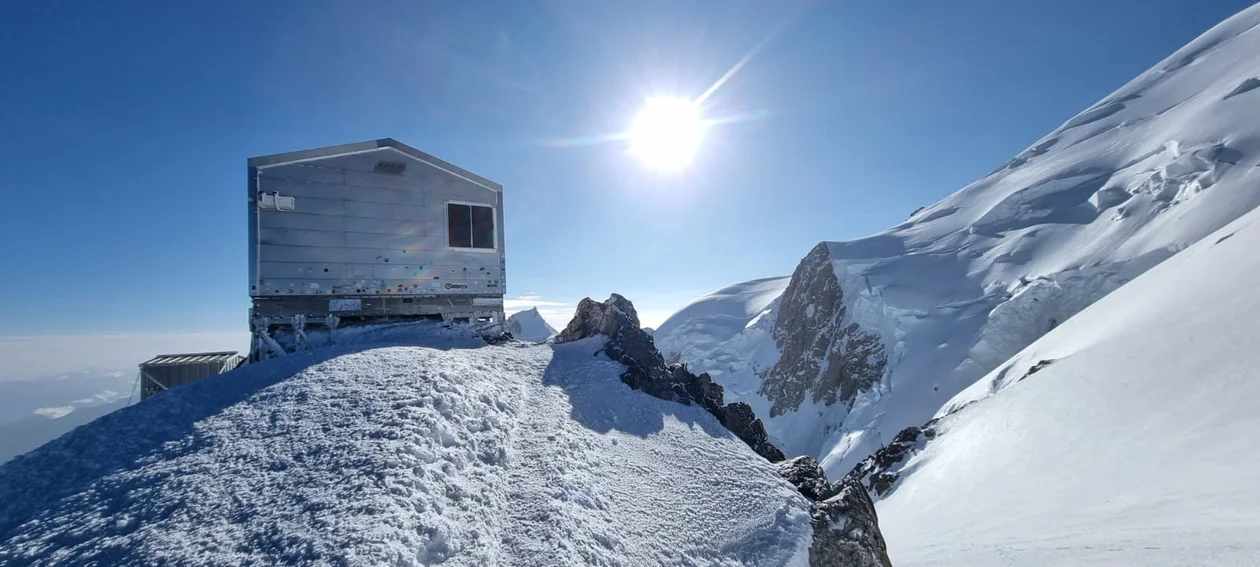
left=659, top=3, right=1260, bottom=477
left=875, top=194, right=1260, bottom=566
left=0, top=324, right=814, bottom=566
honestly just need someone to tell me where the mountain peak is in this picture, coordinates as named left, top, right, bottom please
left=505, top=307, right=558, bottom=342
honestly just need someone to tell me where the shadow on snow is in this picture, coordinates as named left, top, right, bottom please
left=541, top=338, right=730, bottom=441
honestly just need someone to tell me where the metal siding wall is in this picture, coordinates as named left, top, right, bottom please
left=252, top=148, right=503, bottom=297
left=498, top=188, right=506, bottom=296
left=141, top=358, right=242, bottom=398
left=248, top=167, right=260, bottom=295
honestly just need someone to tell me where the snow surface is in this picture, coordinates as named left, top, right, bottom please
left=505, top=307, right=558, bottom=342
left=0, top=324, right=811, bottom=566
left=659, top=4, right=1260, bottom=476
left=877, top=198, right=1260, bottom=566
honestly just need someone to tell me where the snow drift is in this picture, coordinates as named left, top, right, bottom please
left=658, top=3, right=1260, bottom=476
left=0, top=324, right=816, bottom=566
left=875, top=196, right=1260, bottom=566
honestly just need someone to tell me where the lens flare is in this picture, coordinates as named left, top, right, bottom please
left=625, top=97, right=706, bottom=172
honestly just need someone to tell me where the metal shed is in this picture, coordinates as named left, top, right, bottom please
left=247, top=138, right=506, bottom=360
left=139, top=352, right=245, bottom=400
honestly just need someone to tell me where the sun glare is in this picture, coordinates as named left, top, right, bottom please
left=626, top=97, right=706, bottom=172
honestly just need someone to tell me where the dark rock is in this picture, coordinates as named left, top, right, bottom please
left=847, top=420, right=937, bottom=497
left=556, top=294, right=640, bottom=344
left=777, top=456, right=893, bottom=567
left=1019, top=358, right=1056, bottom=382
left=778, top=456, right=840, bottom=501
left=811, top=477, right=893, bottom=567
left=482, top=332, right=514, bottom=345
left=716, top=402, right=786, bottom=462
left=684, top=370, right=725, bottom=409
left=762, top=243, right=887, bottom=417
left=558, top=294, right=784, bottom=462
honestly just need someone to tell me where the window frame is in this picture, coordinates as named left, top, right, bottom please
left=444, top=200, right=498, bottom=252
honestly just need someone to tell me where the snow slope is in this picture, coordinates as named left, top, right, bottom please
left=0, top=325, right=811, bottom=566
left=876, top=197, right=1260, bottom=566
left=659, top=3, right=1260, bottom=475
left=505, top=307, right=558, bottom=342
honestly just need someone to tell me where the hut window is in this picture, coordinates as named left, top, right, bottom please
left=447, top=203, right=495, bottom=249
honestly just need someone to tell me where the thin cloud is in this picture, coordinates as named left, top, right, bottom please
left=503, top=296, right=569, bottom=311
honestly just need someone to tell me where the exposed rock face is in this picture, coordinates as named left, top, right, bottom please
left=846, top=421, right=938, bottom=497
left=557, top=294, right=784, bottom=462
left=716, top=401, right=786, bottom=465
left=556, top=296, right=637, bottom=344
left=762, top=243, right=888, bottom=417
left=778, top=456, right=893, bottom=567
left=779, top=455, right=842, bottom=501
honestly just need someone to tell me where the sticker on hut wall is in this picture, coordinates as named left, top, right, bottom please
left=329, top=299, right=362, bottom=312
left=258, top=192, right=296, bottom=211
left=275, top=194, right=296, bottom=211
left=374, top=161, right=407, bottom=175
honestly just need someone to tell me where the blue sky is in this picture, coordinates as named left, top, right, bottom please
left=0, top=0, right=1253, bottom=375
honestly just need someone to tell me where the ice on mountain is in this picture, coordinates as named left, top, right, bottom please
left=878, top=203, right=1260, bottom=566
left=658, top=2, right=1260, bottom=477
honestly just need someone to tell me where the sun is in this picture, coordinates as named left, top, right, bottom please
left=626, top=97, right=706, bottom=172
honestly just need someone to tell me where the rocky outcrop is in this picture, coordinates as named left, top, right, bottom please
left=715, top=401, right=785, bottom=466
left=762, top=243, right=887, bottom=417
left=778, top=456, right=893, bottom=567
left=556, top=295, right=638, bottom=343
left=557, top=294, right=784, bottom=462
left=561, top=296, right=893, bottom=564
left=846, top=421, right=937, bottom=497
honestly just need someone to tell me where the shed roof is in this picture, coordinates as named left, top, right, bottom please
left=247, top=138, right=501, bottom=192
left=141, top=352, right=242, bottom=367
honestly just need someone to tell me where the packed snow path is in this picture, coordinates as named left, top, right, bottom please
left=0, top=331, right=811, bottom=566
